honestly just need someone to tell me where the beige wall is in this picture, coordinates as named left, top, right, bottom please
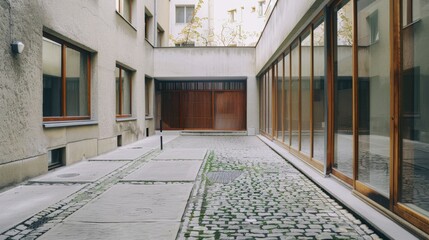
left=0, top=0, right=170, bottom=189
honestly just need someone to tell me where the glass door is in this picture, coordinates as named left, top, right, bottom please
left=395, top=0, right=429, bottom=234
left=332, top=0, right=354, bottom=184
left=356, top=0, right=391, bottom=207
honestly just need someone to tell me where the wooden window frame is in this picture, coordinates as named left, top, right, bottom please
left=42, top=33, right=91, bottom=122
left=116, top=65, right=133, bottom=118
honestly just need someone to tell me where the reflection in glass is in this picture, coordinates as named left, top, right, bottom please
left=283, top=53, right=290, bottom=145
left=115, top=67, right=120, bottom=115
left=301, top=31, right=311, bottom=156
left=122, top=69, right=131, bottom=115
left=291, top=43, right=300, bottom=149
left=268, top=68, right=273, bottom=135
left=334, top=0, right=353, bottom=178
left=357, top=0, right=390, bottom=197
left=313, top=19, right=326, bottom=163
left=176, top=7, right=185, bottom=23
left=265, top=73, right=269, bottom=133
left=400, top=0, right=429, bottom=216
left=42, top=38, right=62, bottom=117
left=66, top=48, right=88, bottom=117
left=276, top=61, right=283, bottom=141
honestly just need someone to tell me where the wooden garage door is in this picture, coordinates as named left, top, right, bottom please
left=214, top=91, right=246, bottom=130
left=157, top=81, right=246, bottom=130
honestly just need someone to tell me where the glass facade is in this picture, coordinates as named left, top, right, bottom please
left=248, top=0, right=429, bottom=235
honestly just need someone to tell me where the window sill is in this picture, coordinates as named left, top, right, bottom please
left=145, top=38, right=154, bottom=47
left=115, top=11, right=137, bottom=31
left=403, top=18, right=422, bottom=29
left=145, top=116, right=154, bottom=120
left=43, top=120, right=98, bottom=128
left=116, top=117, right=137, bottom=122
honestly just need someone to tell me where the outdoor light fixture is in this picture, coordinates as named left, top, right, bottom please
left=11, top=41, right=25, bottom=54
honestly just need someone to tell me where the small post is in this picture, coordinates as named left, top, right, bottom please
left=160, top=119, right=163, bottom=150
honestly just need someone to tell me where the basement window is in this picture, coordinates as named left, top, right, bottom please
left=48, top=147, right=65, bottom=170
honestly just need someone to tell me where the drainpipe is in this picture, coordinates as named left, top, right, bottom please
left=154, top=0, right=157, bottom=46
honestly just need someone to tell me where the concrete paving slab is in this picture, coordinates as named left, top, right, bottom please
left=127, top=135, right=179, bottom=149
left=38, top=222, right=180, bottom=240
left=153, top=148, right=207, bottom=160
left=29, top=161, right=127, bottom=183
left=122, top=160, right=202, bottom=182
left=89, top=148, right=152, bottom=161
left=66, top=183, right=193, bottom=222
left=0, top=184, right=85, bottom=233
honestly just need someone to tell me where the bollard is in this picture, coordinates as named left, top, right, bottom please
left=160, top=119, right=163, bottom=150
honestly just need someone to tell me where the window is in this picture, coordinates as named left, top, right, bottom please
left=367, top=11, right=379, bottom=44
left=145, top=78, right=152, bottom=117
left=157, top=26, right=164, bottom=47
left=228, top=9, right=237, bottom=22
left=258, top=1, right=265, bottom=17
left=116, top=0, right=132, bottom=23
left=48, top=147, right=64, bottom=170
left=176, top=5, right=195, bottom=23
left=145, top=9, right=153, bottom=40
left=115, top=65, right=132, bottom=117
left=43, top=34, right=90, bottom=121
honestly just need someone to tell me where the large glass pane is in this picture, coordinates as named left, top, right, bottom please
left=400, top=0, right=429, bottom=217
left=291, top=42, right=300, bottom=149
left=301, top=31, right=311, bottom=156
left=115, top=67, right=120, bottom=115
left=176, top=6, right=184, bottom=23
left=122, top=0, right=132, bottom=22
left=66, top=48, right=88, bottom=117
left=122, top=69, right=131, bottom=115
left=313, top=18, right=326, bottom=163
left=185, top=6, right=195, bottom=23
left=268, top=68, right=272, bottom=135
left=334, top=0, right=353, bottom=178
left=43, top=38, right=62, bottom=117
left=284, top=53, right=290, bottom=145
left=357, top=0, right=390, bottom=197
left=264, top=72, right=270, bottom=133
left=265, top=73, right=269, bottom=133
left=276, top=62, right=283, bottom=141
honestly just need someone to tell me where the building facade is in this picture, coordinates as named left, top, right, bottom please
left=0, top=0, right=428, bottom=238
left=0, top=0, right=170, bottom=188
left=257, top=0, right=429, bottom=237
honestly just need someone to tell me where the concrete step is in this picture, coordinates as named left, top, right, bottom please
left=180, top=130, right=248, bottom=136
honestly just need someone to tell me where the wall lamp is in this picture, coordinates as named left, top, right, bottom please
left=11, top=41, right=25, bottom=54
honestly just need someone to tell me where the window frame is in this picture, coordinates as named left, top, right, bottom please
left=116, top=0, right=133, bottom=23
left=115, top=65, right=133, bottom=118
left=175, top=5, right=195, bottom=24
left=42, top=32, right=91, bottom=122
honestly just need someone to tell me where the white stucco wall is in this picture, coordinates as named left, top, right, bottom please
left=255, top=0, right=320, bottom=73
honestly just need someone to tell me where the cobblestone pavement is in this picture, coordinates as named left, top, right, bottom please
left=170, top=136, right=383, bottom=240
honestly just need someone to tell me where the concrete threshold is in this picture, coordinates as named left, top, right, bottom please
left=258, top=135, right=419, bottom=240
left=180, top=130, right=247, bottom=136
